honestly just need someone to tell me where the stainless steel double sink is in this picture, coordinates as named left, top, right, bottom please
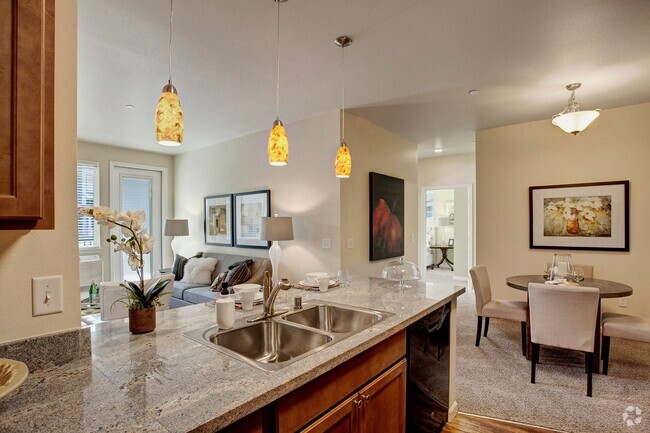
left=184, top=300, right=393, bottom=371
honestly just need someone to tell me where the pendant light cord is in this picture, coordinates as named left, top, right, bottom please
left=341, top=45, right=345, bottom=143
left=168, top=0, right=174, bottom=83
left=275, top=0, right=281, bottom=119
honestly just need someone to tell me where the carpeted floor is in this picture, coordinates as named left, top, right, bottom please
left=454, top=291, right=650, bottom=433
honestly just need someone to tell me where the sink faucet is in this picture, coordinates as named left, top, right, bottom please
left=247, top=271, right=291, bottom=322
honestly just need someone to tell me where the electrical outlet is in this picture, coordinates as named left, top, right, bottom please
left=322, top=239, right=331, bottom=250
left=619, top=298, right=628, bottom=308
left=32, top=276, right=63, bottom=316
left=347, top=238, right=354, bottom=249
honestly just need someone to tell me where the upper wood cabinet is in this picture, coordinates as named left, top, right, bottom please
left=0, top=0, right=55, bottom=230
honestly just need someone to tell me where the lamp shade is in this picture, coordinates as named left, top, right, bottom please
left=164, top=219, right=189, bottom=236
left=335, top=142, right=351, bottom=178
left=551, top=110, right=600, bottom=135
left=260, top=216, right=293, bottom=241
left=155, top=87, right=184, bottom=146
left=268, top=121, right=288, bottom=166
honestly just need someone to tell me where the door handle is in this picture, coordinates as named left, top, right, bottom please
left=354, top=399, right=364, bottom=409
left=363, top=394, right=371, bottom=404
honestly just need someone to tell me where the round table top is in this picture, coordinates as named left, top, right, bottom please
left=506, top=275, right=633, bottom=299
left=429, top=245, right=453, bottom=250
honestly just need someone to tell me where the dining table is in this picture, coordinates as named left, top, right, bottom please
left=506, top=275, right=633, bottom=374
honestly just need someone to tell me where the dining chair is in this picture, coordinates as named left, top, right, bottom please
left=601, top=312, right=650, bottom=375
left=469, top=265, right=527, bottom=355
left=528, top=283, right=599, bottom=397
left=545, top=263, right=594, bottom=279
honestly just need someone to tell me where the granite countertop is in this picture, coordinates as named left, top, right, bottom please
left=0, top=276, right=465, bottom=433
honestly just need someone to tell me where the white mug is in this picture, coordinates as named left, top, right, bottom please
left=239, top=290, right=256, bottom=311
left=216, top=297, right=235, bottom=329
left=318, top=276, right=330, bottom=292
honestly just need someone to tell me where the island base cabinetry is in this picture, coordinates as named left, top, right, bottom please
left=302, top=359, right=406, bottom=433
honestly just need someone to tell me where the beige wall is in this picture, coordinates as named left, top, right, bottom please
left=77, top=141, right=175, bottom=275
left=477, top=102, right=650, bottom=317
left=418, top=153, right=476, bottom=279
left=340, top=113, right=419, bottom=278
left=0, top=1, right=79, bottom=343
left=174, top=112, right=341, bottom=283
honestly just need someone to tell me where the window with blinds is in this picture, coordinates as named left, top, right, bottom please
left=77, top=161, right=100, bottom=249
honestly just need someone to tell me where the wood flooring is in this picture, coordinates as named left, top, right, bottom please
left=441, top=413, right=564, bottom=433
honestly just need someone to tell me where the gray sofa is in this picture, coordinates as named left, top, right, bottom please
left=170, top=252, right=271, bottom=308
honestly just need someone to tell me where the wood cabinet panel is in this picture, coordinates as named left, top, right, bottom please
left=218, top=408, right=266, bottom=433
left=358, top=359, right=406, bottom=433
left=300, top=395, right=359, bottom=433
left=277, top=330, right=406, bottom=433
left=0, top=0, right=55, bottom=229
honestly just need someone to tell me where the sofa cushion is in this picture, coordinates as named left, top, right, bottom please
left=203, top=253, right=266, bottom=281
left=183, top=286, right=221, bottom=304
left=223, top=259, right=253, bottom=288
left=172, top=252, right=203, bottom=281
left=211, top=271, right=228, bottom=292
left=181, top=257, right=218, bottom=285
left=171, top=281, right=204, bottom=300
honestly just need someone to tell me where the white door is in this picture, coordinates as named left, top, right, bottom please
left=110, top=164, right=163, bottom=282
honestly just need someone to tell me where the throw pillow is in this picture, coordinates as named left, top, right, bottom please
left=181, top=257, right=218, bottom=285
left=223, top=261, right=252, bottom=289
left=172, top=252, right=203, bottom=281
left=211, top=271, right=228, bottom=292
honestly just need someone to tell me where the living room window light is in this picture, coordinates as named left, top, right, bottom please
left=77, top=161, right=100, bottom=249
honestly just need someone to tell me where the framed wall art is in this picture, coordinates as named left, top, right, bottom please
left=204, top=194, right=233, bottom=246
left=370, top=172, right=405, bottom=261
left=234, top=190, right=271, bottom=249
left=529, top=180, right=629, bottom=251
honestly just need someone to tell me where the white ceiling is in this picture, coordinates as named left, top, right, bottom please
left=78, top=0, right=650, bottom=158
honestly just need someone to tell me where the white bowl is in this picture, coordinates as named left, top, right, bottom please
left=306, top=272, right=328, bottom=284
left=231, top=284, right=261, bottom=293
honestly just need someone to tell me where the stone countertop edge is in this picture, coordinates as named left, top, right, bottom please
left=0, top=278, right=465, bottom=433
left=192, top=284, right=466, bottom=433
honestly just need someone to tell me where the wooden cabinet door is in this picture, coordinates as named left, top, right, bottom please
left=0, top=0, right=55, bottom=229
left=358, top=359, right=407, bottom=433
left=301, top=394, right=359, bottom=433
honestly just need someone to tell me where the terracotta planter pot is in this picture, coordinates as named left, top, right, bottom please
left=128, top=306, right=156, bottom=334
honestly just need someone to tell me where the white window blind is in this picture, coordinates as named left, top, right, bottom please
left=77, top=162, right=100, bottom=249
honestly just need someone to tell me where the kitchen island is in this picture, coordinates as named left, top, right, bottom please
left=0, top=277, right=464, bottom=433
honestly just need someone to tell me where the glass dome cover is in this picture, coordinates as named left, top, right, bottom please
left=381, top=257, right=422, bottom=289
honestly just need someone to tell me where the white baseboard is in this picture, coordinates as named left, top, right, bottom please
left=448, top=400, right=459, bottom=421
left=452, top=276, right=468, bottom=283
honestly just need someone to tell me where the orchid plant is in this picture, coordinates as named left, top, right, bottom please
left=79, top=206, right=170, bottom=309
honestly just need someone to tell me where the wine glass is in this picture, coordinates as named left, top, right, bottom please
left=573, top=268, right=585, bottom=283
left=543, top=263, right=552, bottom=280
left=337, top=270, right=351, bottom=288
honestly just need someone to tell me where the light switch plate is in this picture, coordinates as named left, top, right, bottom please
left=32, top=276, right=63, bottom=316
left=347, top=238, right=354, bottom=249
left=322, top=239, right=331, bottom=250
left=619, top=298, right=628, bottom=308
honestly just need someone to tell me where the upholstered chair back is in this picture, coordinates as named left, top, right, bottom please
left=528, top=283, right=599, bottom=352
left=469, top=265, right=492, bottom=315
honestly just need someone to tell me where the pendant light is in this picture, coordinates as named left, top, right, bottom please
left=155, top=0, right=184, bottom=147
left=334, top=36, right=352, bottom=178
left=268, top=0, right=289, bottom=166
left=551, top=83, right=600, bottom=135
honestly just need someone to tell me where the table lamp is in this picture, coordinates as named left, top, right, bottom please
left=260, top=215, right=293, bottom=286
left=436, top=216, right=451, bottom=246
left=164, top=219, right=189, bottom=265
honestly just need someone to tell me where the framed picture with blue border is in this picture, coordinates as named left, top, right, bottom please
left=204, top=194, right=233, bottom=246
left=234, top=190, right=271, bottom=249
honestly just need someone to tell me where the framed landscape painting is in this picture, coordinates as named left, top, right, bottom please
left=234, top=190, right=271, bottom=249
left=529, top=180, right=629, bottom=251
left=370, top=172, right=405, bottom=261
left=204, top=194, right=233, bottom=246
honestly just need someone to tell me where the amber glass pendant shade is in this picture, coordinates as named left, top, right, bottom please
left=335, top=142, right=351, bottom=178
left=268, top=120, right=288, bottom=166
left=155, top=86, right=184, bottom=146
